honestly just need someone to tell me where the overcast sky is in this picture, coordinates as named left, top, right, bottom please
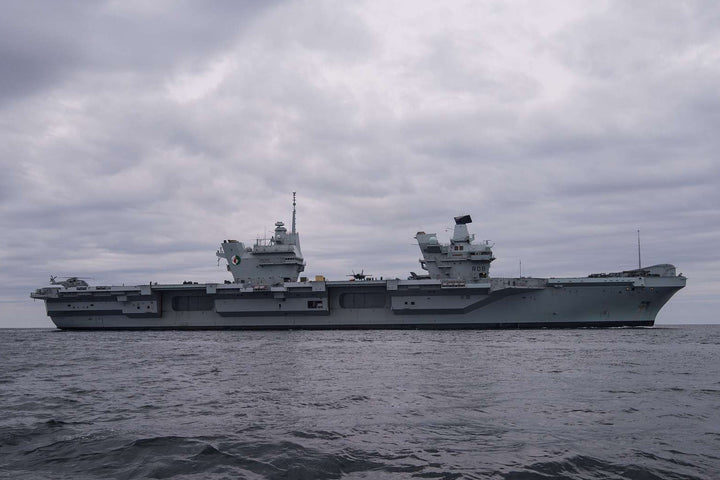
left=1, top=0, right=718, bottom=327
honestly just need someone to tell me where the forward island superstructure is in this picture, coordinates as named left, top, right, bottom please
left=31, top=196, right=685, bottom=329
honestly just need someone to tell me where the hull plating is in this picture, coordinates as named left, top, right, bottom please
left=41, top=278, right=684, bottom=330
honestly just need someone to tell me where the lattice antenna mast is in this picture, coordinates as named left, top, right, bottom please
left=637, top=229, right=642, bottom=269
left=292, top=192, right=297, bottom=235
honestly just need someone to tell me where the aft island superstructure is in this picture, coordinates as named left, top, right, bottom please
left=32, top=196, right=685, bottom=329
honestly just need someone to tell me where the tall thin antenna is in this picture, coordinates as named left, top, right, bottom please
left=637, top=229, right=641, bottom=269
left=519, top=259, right=522, bottom=278
left=291, top=192, right=297, bottom=235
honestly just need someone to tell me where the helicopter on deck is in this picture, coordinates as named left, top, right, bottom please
left=50, top=276, right=90, bottom=288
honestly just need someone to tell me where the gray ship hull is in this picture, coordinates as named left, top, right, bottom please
left=32, top=275, right=685, bottom=330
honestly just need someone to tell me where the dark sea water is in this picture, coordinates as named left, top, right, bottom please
left=1, top=326, right=718, bottom=480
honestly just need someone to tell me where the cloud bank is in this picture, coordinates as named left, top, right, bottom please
left=2, top=0, right=719, bottom=326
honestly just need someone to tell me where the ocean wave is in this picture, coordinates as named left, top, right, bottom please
left=500, top=454, right=710, bottom=480
left=2, top=328, right=719, bottom=479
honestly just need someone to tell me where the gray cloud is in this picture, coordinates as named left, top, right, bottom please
left=0, top=1, right=278, bottom=106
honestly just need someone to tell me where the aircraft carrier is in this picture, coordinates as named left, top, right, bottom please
left=31, top=195, right=685, bottom=329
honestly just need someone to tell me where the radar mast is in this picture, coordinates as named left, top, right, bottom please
left=292, top=192, right=297, bottom=236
